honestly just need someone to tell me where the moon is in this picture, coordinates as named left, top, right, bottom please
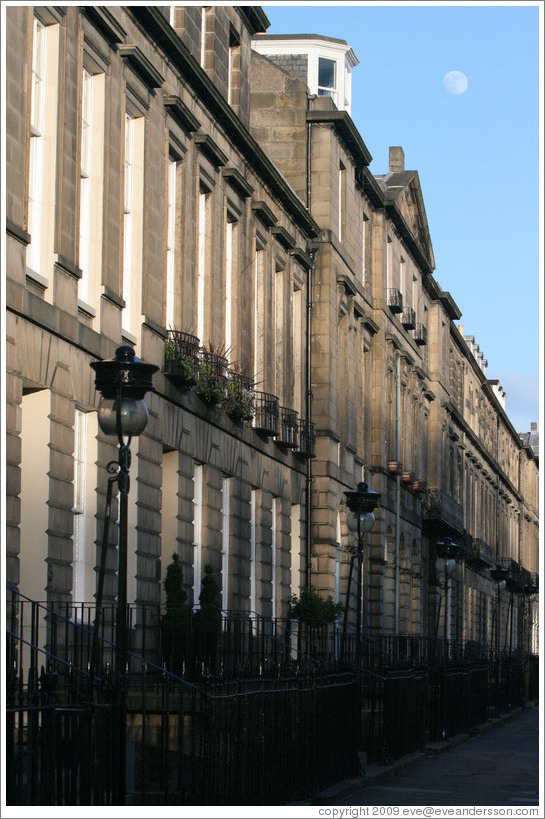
left=443, top=70, right=468, bottom=95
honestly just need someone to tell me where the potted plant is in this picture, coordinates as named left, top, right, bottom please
left=164, top=329, right=200, bottom=387
left=195, top=342, right=229, bottom=405
left=193, top=564, right=221, bottom=670
left=289, top=588, right=344, bottom=623
left=222, top=366, right=255, bottom=422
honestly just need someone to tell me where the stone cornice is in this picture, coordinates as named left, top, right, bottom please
left=128, top=7, right=319, bottom=239
left=307, top=109, right=372, bottom=167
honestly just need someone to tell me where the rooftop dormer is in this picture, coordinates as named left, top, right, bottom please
left=251, top=33, right=358, bottom=114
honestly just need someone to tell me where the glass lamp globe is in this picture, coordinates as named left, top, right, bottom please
left=97, top=397, right=149, bottom=438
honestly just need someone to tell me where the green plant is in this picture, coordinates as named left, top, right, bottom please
left=195, top=361, right=226, bottom=404
left=165, top=340, right=199, bottom=385
left=222, top=372, right=255, bottom=422
left=288, top=588, right=344, bottom=623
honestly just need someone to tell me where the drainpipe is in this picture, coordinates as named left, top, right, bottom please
left=304, top=94, right=315, bottom=589
left=394, top=351, right=401, bottom=634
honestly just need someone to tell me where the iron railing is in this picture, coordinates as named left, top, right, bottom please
left=253, top=391, right=280, bottom=437
left=278, top=406, right=299, bottom=448
left=387, top=287, right=403, bottom=313
left=414, top=323, right=427, bottom=345
left=422, top=488, right=464, bottom=533
left=401, top=307, right=416, bottom=329
left=298, top=419, right=316, bottom=458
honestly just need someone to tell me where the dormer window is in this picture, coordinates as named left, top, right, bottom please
left=318, top=57, right=336, bottom=102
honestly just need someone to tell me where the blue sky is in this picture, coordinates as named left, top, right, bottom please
left=263, top=2, right=541, bottom=434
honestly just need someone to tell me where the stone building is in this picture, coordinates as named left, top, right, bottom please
left=5, top=5, right=320, bottom=627
left=5, top=7, right=538, bottom=658
left=250, top=32, right=539, bottom=651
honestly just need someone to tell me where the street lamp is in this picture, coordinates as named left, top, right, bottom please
left=434, top=538, right=462, bottom=662
left=341, top=482, right=381, bottom=665
left=89, top=345, right=158, bottom=804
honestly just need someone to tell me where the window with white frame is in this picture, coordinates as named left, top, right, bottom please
left=292, top=283, right=303, bottom=416
left=78, top=66, right=105, bottom=312
left=386, top=236, right=393, bottom=290
left=197, top=184, right=211, bottom=343
left=193, top=464, right=204, bottom=606
left=271, top=497, right=278, bottom=618
left=224, top=209, right=239, bottom=354
left=166, top=155, right=178, bottom=330
left=228, top=27, right=240, bottom=107
left=253, top=242, right=265, bottom=385
left=290, top=504, right=301, bottom=599
left=221, top=477, right=231, bottom=610
left=362, top=213, right=368, bottom=286
left=335, top=511, right=342, bottom=604
left=73, top=409, right=98, bottom=605
left=274, top=262, right=284, bottom=399
left=27, top=16, right=59, bottom=290
left=122, top=113, right=145, bottom=339
left=250, top=489, right=257, bottom=613
left=318, top=56, right=337, bottom=102
left=338, top=161, right=346, bottom=243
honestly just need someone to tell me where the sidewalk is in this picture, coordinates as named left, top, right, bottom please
left=297, top=704, right=539, bottom=806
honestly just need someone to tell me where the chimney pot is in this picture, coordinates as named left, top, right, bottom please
left=531, top=421, right=537, bottom=431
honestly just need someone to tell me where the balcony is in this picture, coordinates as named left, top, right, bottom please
left=387, top=288, right=403, bottom=314
left=414, top=324, right=427, bottom=346
left=401, top=307, right=416, bottom=330
left=253, top=391, right=280, bottom=437
left=464, top=536, right=495, bottom=568
left=422, top=488, right=464, bottom=535
left=298, top=419, right=316, bottom=458
left=278, top=407, right=299, bottom=448
left=164, top=330, right=200, bottom=387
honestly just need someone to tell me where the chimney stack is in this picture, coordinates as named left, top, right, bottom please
left=389, top=146, right=405, bottom=173
left=531, top=421, right=537, bottom=432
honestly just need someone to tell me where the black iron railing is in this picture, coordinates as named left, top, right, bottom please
left=401, top=307, right=416, bottom=329
left=278, top=406, right=299, bottom=448
left=298, top=418, right=316, bottom=458
left=253, top=391, right=280, bottom=437
left=164, top=330, right=200, bottom=386
left=422, top=488, right=464, bottom=533
left=414, top=323, right=427, bottom=345
left=387, top=288, right=403, bottom=313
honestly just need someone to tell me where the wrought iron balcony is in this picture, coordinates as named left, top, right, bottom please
left=387, top=288, right=403, bottom=313
left=414, top=323, right=427, bottom=346
left=401, top=307, right=416, bottom=330
left=278, top=407, right=299, bottom=448
left=464, top=536, right=495, bottom=568
left=164, top=330, right=200, bottom=387
left=298, top=419, right=316, bottom=458
left=422, top=488, right=464, bottom=534
left=253, top=391, right=280, bottom=437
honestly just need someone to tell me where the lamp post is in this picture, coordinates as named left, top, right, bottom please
left=90, top=345, right=158, bottom=804
left=435, top=538, right=461, bottom=662
left=490, top=565, right=508, bottom=715
left=341, top=482, right=381, bottom=665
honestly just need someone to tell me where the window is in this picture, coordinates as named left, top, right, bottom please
left=292, top=284, right=303, bottom=416
left=271, top=497, right=278, bottom=618
left=193, top=465, right=204, bottom=605
left=318, top=57, right=336, bottom=101
left=290, top=505, right=301, bottom=599
left=338, top=162, right=346, bottom=243
left=253, top=243, right=265, bottom=385
left=161, top=449, right=180, bottom=598
left=197, top=185, right=210, bottom=342
left=221, top=477, right=231, bottom=609
left=335, top=512, right=342, bottom=604
left=386, top=236, right=393, bottom=290
left=73, top=409, right=98, bottom=605
left=273, top=262, right=284, bottom=399
left=200, top=7, right=209, bottom=68
left=224, top=211, right=239, bottom=354
left=122, top=113, right=145, bottom=339
left=78, top=66, right=105, bottom=312
left=27, top=17, right=59, bottom=291
left=166, top=155, right=178, bottom=329
left=250, top=489, right=257, bottom=613
left=362, top=214, right=368, bottom=286
left=228, top=28, right=240, bottom=107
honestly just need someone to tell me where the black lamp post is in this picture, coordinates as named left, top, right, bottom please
left=435, top=538, right=461, bottom=660
left=341, top=482, right=381, bottom=665
left=90, top=345, right=158, bottom=804
left=490, top=564, right=509, bottom=715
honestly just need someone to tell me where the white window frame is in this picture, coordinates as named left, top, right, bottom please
left=250, top=490, right=257, bottom=613
left=166, top=156, right=177, bottom=330
left=221, top=477, right=231, bottom=610
left=193, top=465, right=204, bottom=606
left=271, top=497, right=278, bottom=619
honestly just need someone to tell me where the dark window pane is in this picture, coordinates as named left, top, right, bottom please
left=318, top=57, right=336, bottom=89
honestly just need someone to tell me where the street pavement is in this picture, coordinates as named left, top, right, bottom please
left=311, top=706, right=541, bottom=807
